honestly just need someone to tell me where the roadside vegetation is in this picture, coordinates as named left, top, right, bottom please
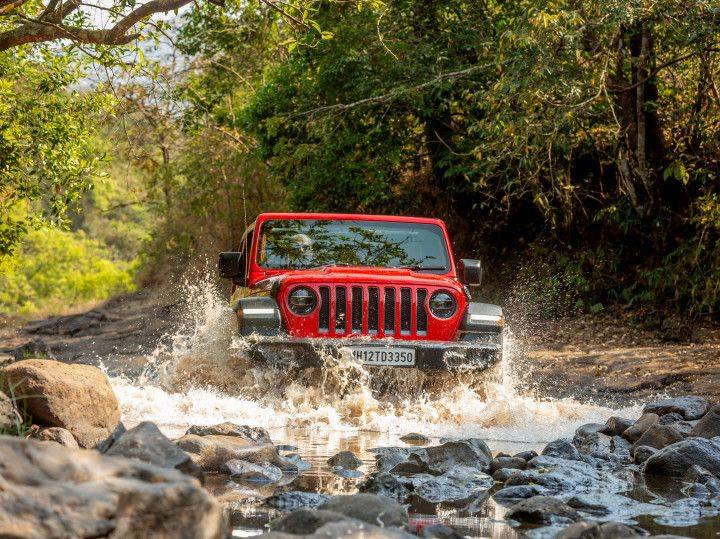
left=1, top=0, right=719, bottom=326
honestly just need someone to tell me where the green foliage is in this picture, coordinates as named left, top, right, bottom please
left=0, top=227, right=136, bottom=315
left=0, top=47, right=113, bottom=257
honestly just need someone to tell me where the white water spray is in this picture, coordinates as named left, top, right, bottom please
left=110, top=275, right=639, bottom=444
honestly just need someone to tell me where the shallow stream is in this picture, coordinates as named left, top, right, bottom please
left=104, top=280, right=718, bottom=537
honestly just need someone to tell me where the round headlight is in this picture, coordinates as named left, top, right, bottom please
left=429, top=291, right=457, bottom=319
left=288, top=287, right=317, bottom=315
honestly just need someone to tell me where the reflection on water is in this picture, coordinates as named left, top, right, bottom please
left=103, top=278, right=720, bottom=537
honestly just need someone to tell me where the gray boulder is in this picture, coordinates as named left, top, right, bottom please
left=319, top=493, right=408, bottom=528
left=643, top=396, right=709, bottom=421
left=622, top=413, right=659, bottom=443
left=658, top=412, right=684, bottom=425
left=492, top=485, right=547, bottom=501
left=690, top=404, right=720, bottom=439
left=513, top=450, right=538, bottom=461
left=573, top=423, right=611, bottom=454
left=175, top=434, right=295, bottom=472
left=602, top=416, right=634, bottom=436
left=185, top=422, right=271, bottom=443
left=644, top=437, right=720, bottom=478
left=370, top=447, right=413, bottom=472
left=631, top=424, right=685, bottom=454
left=358, top=472, right=410, bottom=501
left=633, top=445, right=658, bottom=464
left=37, top=427, right=79, bottom=448
left=492, top=468, right=517, bottom=482
left=408, top=439, right=492, bottom=474
left=327, top=450, right=362, bottom=470
left=683, top=465, right=720, bottom=495
left=505, top=495, right=579, bottom=524
left=107, top=421, right=202, bottom=481
left=222, top=459, right=283, bottom=483
left=541, top=438, right=584, bottom=461
left=0, top=435, right=224, bottom=538
left=269, top=508, right=354, bottom=534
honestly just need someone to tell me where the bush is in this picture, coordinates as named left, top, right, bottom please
left=0, top=227, right=136, bottom=315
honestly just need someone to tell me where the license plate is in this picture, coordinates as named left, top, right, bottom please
left=347, top=347, right=416, bottom=367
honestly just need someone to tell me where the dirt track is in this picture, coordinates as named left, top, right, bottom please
left=2, top=289, right=719, bottom=405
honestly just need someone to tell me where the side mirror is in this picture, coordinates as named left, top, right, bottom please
left=460, top=259, right=483, bottom=286
left=218, top=252, right=244, bottom=282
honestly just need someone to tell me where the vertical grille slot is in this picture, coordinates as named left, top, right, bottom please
left=351, top=287, right=363, bottom=331
left=384, top=288, right=396, bottom=335
left=318, top=287, right=330, bottom=332
left=368, top=287, right=379, bottom=333
left=335, top=286, right=346, bottom=333
left=416, top=289, right=428, bottom=335
left=400, top=288, right=412, bottom=335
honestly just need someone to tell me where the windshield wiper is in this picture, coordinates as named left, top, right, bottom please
left=398, top=265, right=447, bottom=271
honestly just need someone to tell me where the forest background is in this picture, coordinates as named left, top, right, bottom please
left=1, top=0, right=718, bottom=330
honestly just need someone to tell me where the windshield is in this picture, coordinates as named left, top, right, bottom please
left=257, top=219, right=450, bottom=273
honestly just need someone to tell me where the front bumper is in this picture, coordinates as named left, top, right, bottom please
left=243, top=336, right=502, bottom=372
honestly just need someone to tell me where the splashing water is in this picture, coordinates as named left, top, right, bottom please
left=110, top=275, right=639, bottom=444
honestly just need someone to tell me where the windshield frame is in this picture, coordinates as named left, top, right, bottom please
left=251, top=216, right=456, bottom=276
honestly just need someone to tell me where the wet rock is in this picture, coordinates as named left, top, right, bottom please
left=643, top=396, right=709, bottom=421
left=602, top=416, right=634, bottom=436
left=633, top=445, right=657, bottom=464
left=370, top=446, right=413, bottom=472
left=358, top=472, right=411, bottom=501
left=573, top=423, right=612, bottom=455
left=492, top=484, right=547, bottom=502
left=658, top=412, right=685, bottom=425
left=644, top=437, right=720, bottom=478
left=327, top=450, right=362, bottom=470
left=421, top=524, right=464, bottom=539
left=541, top=438, right=585, bottom=461
left=631, top=424, right=685, bottom=455
left=408, top=439, right=492, bottom=475
left=176, top=434, right=295, bottom=472
left=489, top=456, right=527, bottom=473
left=622, top=413, right=660, bottom=443
left=186, top=422, right=272, bottom=444
left=689, top=404, right=720, bottom=439
left=556, top=520, right=645, bottom=538
left=319, top=493, right=408, bottom=528
left=266, top=491, right=331, bottom=510
left=400, top=432, right=431, bottom=445
left=107, top=421, right=202, bottom=481
left=566, top=495, right=610, bottom=515
left=514, top=450, right=538, bottom=461
left=390, top=460, right=428, bottom=474
left=505, top=495, right=579, bottom=524
left=269, top=508, right=356, bottom=534
left=332, top=466, right=363, bottom=479
left=1, top=359, right=122, bottom=449
left=37, top=427, right=79, bottom=448
left=611, top=435, right=631, bottom=453
left=0, top=435, right=224, bottom=537
left=409, top=466, right=493, bottom=503
left=277, top=444, right=298, bottom=452
left=683, top=465, right=720, bottom=495
left=222, top=459, right=283, bottom=483
left=492, top=468, right=516, bottom=482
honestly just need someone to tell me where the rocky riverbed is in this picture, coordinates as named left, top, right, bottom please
left=1, top=357, right=720, bottom=537
left=2, top=284, right=720, bottom=537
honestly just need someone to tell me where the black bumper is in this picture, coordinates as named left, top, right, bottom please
left=243, top=336, right=502, bottom=372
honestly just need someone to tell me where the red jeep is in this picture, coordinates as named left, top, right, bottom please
left=219, top=213, right=503, bottom=372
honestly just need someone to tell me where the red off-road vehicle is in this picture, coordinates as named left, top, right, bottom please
left=219, top=213, right=503, bottom=373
